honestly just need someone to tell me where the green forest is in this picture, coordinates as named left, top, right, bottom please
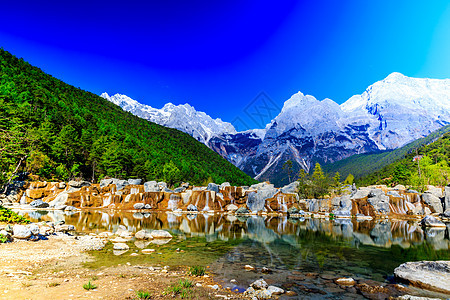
left=358, top=132, right=450, bottom=190
left=0, top=49, right=257, bottom=187
left=323, top=124, right=450, bottom=182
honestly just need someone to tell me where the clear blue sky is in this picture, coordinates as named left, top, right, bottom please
left=1, top=1, right=449, bottom=129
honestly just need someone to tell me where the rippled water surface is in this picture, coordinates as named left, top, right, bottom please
left=20, top=210, right=450, bottom=299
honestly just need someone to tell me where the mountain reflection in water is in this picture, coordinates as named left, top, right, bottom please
left=19, top=210, right=450, bottom=298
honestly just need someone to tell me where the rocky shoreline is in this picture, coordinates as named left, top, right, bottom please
left=2, top=179, right=450, bottom=221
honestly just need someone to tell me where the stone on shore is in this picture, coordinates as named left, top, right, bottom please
left=113, top=243, right=129, bottom=250
left=29, top=199, right=49, bottom=208
left=135, top=230, right=152, bottom=240
left=250, top=279, right=268, bottom=290
left=133, top=203, right=145, bottom=210
left=12, top=225, right=32, bottom=239
left=420, top=216, right=446, bottom=227
left=150, top=230, right=172, bottom=239
left=394, top=261, right=450, bottom=293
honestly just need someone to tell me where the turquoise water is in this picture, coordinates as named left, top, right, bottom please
left=21, top=210, right=450, bottom=299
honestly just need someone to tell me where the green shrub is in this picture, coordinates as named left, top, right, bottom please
left=0, top=234, right=9, bottom=243
left=0, top=206, right=30, bottom=224
left=164, top=279, right=194, bottom=298
left=189, top=265, right=205, bottom=276
left=136, top=290, right=151, bottom=299
left=83, top=281, right=97, bottom=290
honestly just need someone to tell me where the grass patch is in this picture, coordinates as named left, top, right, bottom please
left=189, top=265, right=205, bottom=276
left=164, top=279, right=194, bottom=298
left=47, top=282, right=60, bottom=287
left=136, top=290, right=152, bottom=299
left=0, top=206, right=29, bottom=224
left=0, top=234, right=9, bottom=243
left=83, top=280, right=97, bottom=290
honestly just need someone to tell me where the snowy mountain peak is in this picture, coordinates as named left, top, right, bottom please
left=101, top=93, right=237, bottom=144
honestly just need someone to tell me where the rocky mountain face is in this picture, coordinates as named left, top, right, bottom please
left=100, top=93, right=236, bottom=144
left=103, top=73, right=450, bottom=186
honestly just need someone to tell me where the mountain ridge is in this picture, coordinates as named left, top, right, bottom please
left=103, top=72, right=450, bottom=186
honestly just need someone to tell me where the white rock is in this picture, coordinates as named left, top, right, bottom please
left=150, top=230, right=172, bottom=239
left=113, top=243, right=129, bottom=251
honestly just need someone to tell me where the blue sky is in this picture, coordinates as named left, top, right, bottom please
left=1, top=1, right=449, bottom=129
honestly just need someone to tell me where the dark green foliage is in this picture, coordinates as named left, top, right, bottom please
left=358, top=132, right=450, bottom=189
left=0, top=49, right=256, bottom=186
left=323, top=124, right=450, bottom=181
left=0, top=205, right=30, bottom=224
left=297, top=163, right=343, bottom=199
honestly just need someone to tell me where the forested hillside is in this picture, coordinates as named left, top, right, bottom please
left=357, top=132, right=450, bottom=189
left=0, top=49, right=257, bottom=186
left=323, top=124, right=450, bottom=181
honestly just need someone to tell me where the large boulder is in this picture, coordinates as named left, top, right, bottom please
left=280, top=181, right=299, bottom=194
left=350, top=188, right=371, bottom=200
left=247, top=183, right=278, bottom=212
left=394, top=261, right=450, bottom=293
left=112, top=179, right=129, bottom=191
left=30, top=199, right=49, bottom=208
left=48, top=192, right=69, bottom=208
left=135, top=230, right=152, bottom=240
left=127, top=178, right=142, bottom=185
left=100, top=178, right=113, bottom=188
left=144, top=181, right=160, bottom=192
left=13, top=225, right=32, bottom=239
left=422, top=193, right=443, bottom=214
left=187, top=204, right=198, bottom=212
left=420, top=216, right=446, bottom=227
left=68, top=180, right=91, bottom=188
left=367, top=193, right=390, bottom=214
left=133, top=203, right=145, bottom=210
left=206, top=183, right=219, bottom=193
left=150, top=230, right=172, bottom=239
left=444, top=186, right=450, bottom=213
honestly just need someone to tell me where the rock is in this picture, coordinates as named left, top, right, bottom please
left=261, top=267, right=272, bottom=274
left=396, top=295, right=442, bottom=300
left=127, top=179, right=142, bottom=185
left=350, top=188, right=370, bottom=200
left=425, top=186, right=443, bottom=198
left=113, top=243, right=129, bottom=250
left=99, top=178, right=113, bottom=188
left=158, top=182, right=167, bottom=189
left=394, top=261, right=450, bottom=293
left=280, top=181, right=299, bottom=194
left=335, top=277, right=356, bottom=286
left=387, top=191, right=402, bottom=198
left=209, top=284, right=219, bottom=290
left=187, top=204, right=198, bottom=211
left=244, top=265, right=255, bottom=271
left=28, top=224, right=40, bottom=235
left=424, top=207, right=432, bottom=215
left=247, top=184, right=277, bottom=212
left=55, top=224, right=75, bottom=232
left=173, top=187, right=186, bottom=193
left=112, top=179, right=129, bottom=191
left=267, top=285, right=284, bottom=295
left=226, top=204, right=238, bottom=212
left=368, top=189, right=384, bottom=198
left=29, top=199, right=49, bottom=208
left=68, top=180, right=90, bottom=188
left=48, top=192, right=69, bottom=208
left=206, top=183, right=219, bottom=193
left=54, top=204, right=67, bottom=210
left=235, top=207, right=249, bottom=214
left=77, top=236, right=106, bottom=251
left=58, top=182, right=66, bottom=189
left=422, top=193, right=443, bottom=213
left=220, top=182, right=231, bottom=189
left=420, top=216, right=446, bottom=227
left=250, top=279, right=268, bottom=290
left=150, top=230, right=172, bottom=239
left=254, top=289, right=272, bottom=299
left=367, top=194, right=390, bottom=214
left=407, top=189, right=419, bottom=194
left=163, top=187, right=174, bottom=193
left=333, top=210, right=351, bottom=218
left=142, top=249, right=156, bottom=254
left=12, top=225, right=31, bottom=239
left=444, top=186, right=450, bottom=211
left=285, top=291, right=297, bottom=296
left=135, top=230, right=152, bottom=240
left=133, top=203, right=145, bottom=210
left=141, top=181, right=157, bottom=193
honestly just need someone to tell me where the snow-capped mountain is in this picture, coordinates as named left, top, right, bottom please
left=100, top=93, right=236, bottom=144
left=102, top=72, right=450, bottom=186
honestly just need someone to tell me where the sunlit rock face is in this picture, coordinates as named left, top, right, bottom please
left=11, top=179, right=448, bottom=219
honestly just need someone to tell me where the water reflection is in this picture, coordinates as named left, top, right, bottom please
left=18, top=210, right=450, bottom=298
left=19, top=210, right=450, bottom=251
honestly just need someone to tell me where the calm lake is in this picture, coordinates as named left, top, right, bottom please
left=18, top=210, right=450, bottom=299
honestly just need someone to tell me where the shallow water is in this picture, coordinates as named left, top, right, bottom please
left=19, top=210, right=450, bottom=299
